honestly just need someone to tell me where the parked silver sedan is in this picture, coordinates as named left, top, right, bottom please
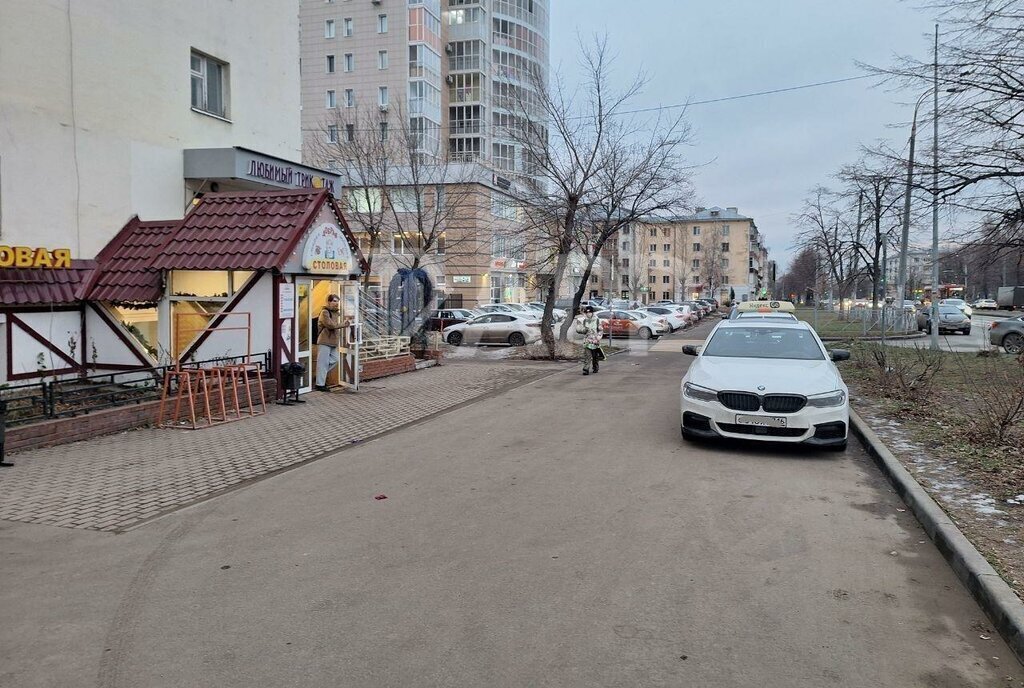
left=443, top=313, right=542, bottom=347
left=989, top=316, right=1024, bottom=353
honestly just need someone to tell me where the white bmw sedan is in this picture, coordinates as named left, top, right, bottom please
left=679, top=320, right=851, bottom=450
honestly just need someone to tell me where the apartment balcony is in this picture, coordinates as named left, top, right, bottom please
left=449, top=85, right=487, bottom=105
left=448, top=54, right=485, bottom=73
left=449, top=118, right=483, bottom=136
left=447, top=18, right=488, bottom=43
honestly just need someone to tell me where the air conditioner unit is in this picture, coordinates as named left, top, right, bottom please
left=371, top=0, right=382, bottom=4
left=445, top=42, right=454, bottom=55
left=445, top=74, right=455, bottom=85
left=379, top=104, right=389, bottom=112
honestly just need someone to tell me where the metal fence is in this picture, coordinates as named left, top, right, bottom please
left=798, top=304, right=919, bottom=338
left=0, top=353, right=269, bottom=428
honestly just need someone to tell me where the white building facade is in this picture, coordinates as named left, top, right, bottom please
left=0, top=0, right=312, bottom=258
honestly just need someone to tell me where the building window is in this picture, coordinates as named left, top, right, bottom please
left=378, top=50, right=388, bottom=69
left=663, top=291, right=671, bottom=300
left=378, top=14, right=388, bottom=33
left=344, top=89, right=354, bottom=107
left=344, top=53, right=354, bottom=71
left=621, top=241, right=630, bottom=251
left=343, top=17, right=353, bottom=36
left=327, top=124, right=338, bottom=143
left=649, top=227, right=657, bottom=237
left=622, top=275, right=630, bottom=286
left=345, top=124, right=354, bottom=142
left=662, top=228, right=670, bottom=237
left=648, top=259, right=656, bottom=267
left=693, top=226, right=700, bottom=236
left=436, top=234, right=446, bottom=254
left=648, top=275, right=657, bottom=284
left=693, top=242, right=701, bottom=252
left=378, top=86, right=389, bottom=106
left=663, top=260, right=670, bottom=267
left=721, top=258, right=729, bottom=268
left=326, top=90, right=337, bottom=108
left=721, top=242, right=730, bottom=252
left=325, top=19, right=336, bottom=38
left=722, top=225, right=730, bottom=236
left=435, top=275, right=446, bottom=287
left=621, top=258, right=629, bottom=268
left=648, top=244, right=656, bottom=253
left=380, top=121, right=388, bottom=141
left=662, top=275, right=670, bottom=284
left=326, top=54, right=336, bottom=73
left=190, top=51, right=228, bottom=118
left=662, top=243, right=670, bottom=252
left=692, top=259, right=700, bottom=269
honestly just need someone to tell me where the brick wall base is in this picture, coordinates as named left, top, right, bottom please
left=360, top=354, right=417, bottom=381
left=6, top=379, right=277, bottom=454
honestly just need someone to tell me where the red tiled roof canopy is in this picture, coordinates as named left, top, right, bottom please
left=0, top=259, right=96, bottom=306
left=150, top=189, right=331, bottom=271
left=84, top=217, right=177, bottom=303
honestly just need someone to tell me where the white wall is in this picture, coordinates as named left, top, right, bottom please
left=7, top=310, right=81, bottom=379
left=85, top=305, right=154, bottom=368
left=0, top=0, right=302, bottom=257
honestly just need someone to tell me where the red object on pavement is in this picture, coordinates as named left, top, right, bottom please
left=374, top=494, right=387, bottom=500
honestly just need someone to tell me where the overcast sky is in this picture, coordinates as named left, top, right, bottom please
left=549, top=0, right=938, bottom=270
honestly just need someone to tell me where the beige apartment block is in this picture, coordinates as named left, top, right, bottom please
left=611, top=207, right=770, bottom=305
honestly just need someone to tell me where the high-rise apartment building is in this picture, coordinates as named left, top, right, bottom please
left=300, top=0, right=550, bottom=170
left=299, top=0, right=552, bottom=307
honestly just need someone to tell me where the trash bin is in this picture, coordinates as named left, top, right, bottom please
left=281, top=362, right=305, bottom=391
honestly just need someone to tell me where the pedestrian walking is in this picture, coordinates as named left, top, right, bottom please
left=575, top=305, right=604, bottom=375
left=315, top=294, right=343, bottom=391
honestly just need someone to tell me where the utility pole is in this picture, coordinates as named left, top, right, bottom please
left=897, top=94, right=925, bottom=307
left=930, top=23, right=941, bottom=351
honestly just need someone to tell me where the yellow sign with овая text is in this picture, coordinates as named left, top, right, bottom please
left=0, top=246, right=72, bottom=269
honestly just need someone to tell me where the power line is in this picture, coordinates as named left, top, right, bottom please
left=301, top=73, right=876, bottom=134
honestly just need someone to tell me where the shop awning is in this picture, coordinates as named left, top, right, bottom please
left=150, top=189, right=366, bottom=273
left=0, top=260, right=96, bottom=306
left=84, top=217, right=177, bottom=303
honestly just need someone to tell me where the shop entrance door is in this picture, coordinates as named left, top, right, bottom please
left=309, top=279, right=360, bottom=390
left=294, top=278, right=313, bottom=394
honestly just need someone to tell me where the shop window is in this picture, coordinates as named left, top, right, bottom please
left=115, top=306, right=159, bottom=357
left=172, top=270, right=230, bottom=298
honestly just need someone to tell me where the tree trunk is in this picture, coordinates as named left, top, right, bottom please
left=541, top=250, right=572, bottom=357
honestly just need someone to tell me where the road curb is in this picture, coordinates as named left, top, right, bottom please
left=850, top=409, right=1024, bottom=666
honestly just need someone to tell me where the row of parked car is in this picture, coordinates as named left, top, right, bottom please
left=426, top=298, right=722, bottom=347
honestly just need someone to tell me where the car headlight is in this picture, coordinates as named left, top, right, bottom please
left=806, top=390, right=847, bottom=408
left=683, top=382, right=718, bottom=402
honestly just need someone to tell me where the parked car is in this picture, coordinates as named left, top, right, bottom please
left=594, top=310, right=661, bottom=339
left=989, top=316, right=1024, bottom=353
left=939, top=298, right=973, bottom=318
left=972, top=298, right=998, bottom=310
left=627, top=310, right=671, bottom=335
left=443, top=313, right=542, bottom=346
left=922, top=305, right=972, bottom=335
left=425, top=309, right=475, bottom=332
left=682, top=301, right=706, bottom=319
left=497, top=302, right=548, bottom=320
left=641, top=306, right=689, bottom=331
left=527, top=302, right=567, bottom=321
left=899, top=299, right=918, bottom=312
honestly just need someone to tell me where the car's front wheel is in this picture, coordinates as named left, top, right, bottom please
left=638, top=327, right=652, bottom=340
left=508, top=332, right=526, bottom=346
left=446, top=331, right=463, bottom=346
left=1003, top=332, right=1024, bottom=354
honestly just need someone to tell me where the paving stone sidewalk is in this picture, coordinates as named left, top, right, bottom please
left=0, top=361, right=563, bottom=533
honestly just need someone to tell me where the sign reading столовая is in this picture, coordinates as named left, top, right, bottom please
left=0, top=246, right=72, bottom=269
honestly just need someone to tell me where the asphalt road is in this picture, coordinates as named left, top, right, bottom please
left=887, top=313, right=1010, bottom=353
left=2, top=328, right=1023, bottom=687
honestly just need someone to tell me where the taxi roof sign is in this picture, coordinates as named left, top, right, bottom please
left=736, top=300, right=795, bottom=313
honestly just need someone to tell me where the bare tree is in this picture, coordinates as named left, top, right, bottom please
left=863, top=1, right=1024, bottom=255
left=793, top=186, right=862, bottom=310
left=503, top=36, right=694, bottom=355
left=837, top=161, right=905, bottom=307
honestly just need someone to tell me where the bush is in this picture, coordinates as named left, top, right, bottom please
left=857, top=343, right=944, bottom=401
left=957, top=354, right=1024, bottom=445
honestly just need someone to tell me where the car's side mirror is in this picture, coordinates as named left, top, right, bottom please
left=681, top=344, right=699, bottom=356
left=830, top=349, right=850, bottom=362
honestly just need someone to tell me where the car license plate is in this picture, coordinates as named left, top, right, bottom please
left=735, top=414, right=787, bottom=428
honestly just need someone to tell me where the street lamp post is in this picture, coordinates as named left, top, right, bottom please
left=896, top=91, right=929, bottom=310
